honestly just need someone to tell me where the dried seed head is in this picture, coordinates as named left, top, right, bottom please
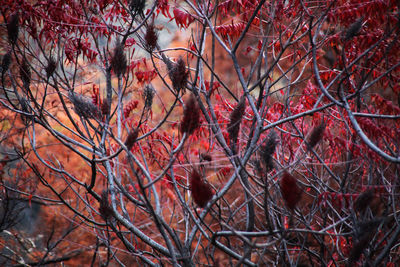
left=125, top=128, right=139, bottom=151
left=254, top=160, right=263, bottom=176
left=19, top=59, right=31, bottom=87
left=101, top=99, right=110, bottom=116
left=0, top=189, right=25, bottom=229
left=45, top=57, right=57, bottom=78
left=349, top=218, right=383, bottom=263
left=111, top=40, right=127, bottom=77
left=19, top=97, right=30, bottom=113
left=169, top=57, right=189, bottom=94
left=89, top=6, right=98, bottom=15
left=7, top=13, right=19, bottom=45
left=1, top=51, right=12, bottom=75
left=354, top=218, right=383, bottom=238
left=348, top=234, right=370, bottom=263
left=280, top=172, right=302, bottom=210
left=307, top=122, right=325, bottom=150
left=343, top=18, right=363, bottom=41
left=69, top=92, right=101, bottom=120
left=129, top=0, right=146, bottom=17
left=228, top=96, right=245, bottom=146
left=190, top=169, right=213, bottom=208
left=353, top=189, right=374, bottom=213
left=180, top=93, right=200, bottom=135
left=144, top=24, right=158, bottom=52
left=143, top=84, right=155, bottom=109
left=260, top=130, right=277, bottom=171
left=200, top=153, right=212, bottom=162
left=19, top=97, right=31, bottom=125
left=99, top=190, right=113, bottom=220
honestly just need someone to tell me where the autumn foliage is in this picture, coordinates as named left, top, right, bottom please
left=1, top=0, right=400, bottom=266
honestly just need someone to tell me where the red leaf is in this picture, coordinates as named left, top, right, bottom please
left=215, top=22, right=246, bottom=40
left=173, top=8, right=194, bottom=28
left=157, top=0, right=171, bottom=18
left=124, top=100, right=139, bottom=118
left=125, top=38, right=136, bottom=47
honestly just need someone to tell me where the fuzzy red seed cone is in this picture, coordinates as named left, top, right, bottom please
left=307, top=122, right=325, bottom=150
left=45, top=56, right=57, bottom=78
left=190, top=169, right=213, bottom=208
left=260, top=130, right=277, bottom=171
left=343, top=18, right=363, bottom=41
left=69, top=92, right=101, bottom=119
left=143, top=84, right=155, bottom=109
left=353, top=189, right=374, bottom=213
left=1, top=51, right=12, bottom=75
left=111, top=40, right=127, bottom=77
left=280, top=172, right=302, bottom=210
left=101, top=99, right=110, bottom=116
left=99, top=190, right=113, bottom=220
left=180, top=94, right=200, bottom=135
left=19, top=59, right=31, bottom=87
left=228, top=97, right=245, bottom=145
left=129, top=0, right=146, bottom=17
left=169, top=57, right=188, bottom=94
left=7, top=13, right=19, bottom=45
left=144, top=24, right=158, bottom=52
left=201, top=153, right=212, bottom=162
left=125, top=128, right=139, bottom=151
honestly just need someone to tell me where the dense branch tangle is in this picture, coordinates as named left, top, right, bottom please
left=0, top=0, right=399, bottom=266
